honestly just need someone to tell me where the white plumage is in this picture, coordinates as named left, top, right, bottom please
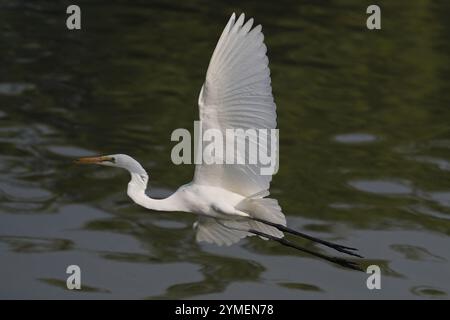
left=195, top=13, right=277, bottom=197
left=75, top=13, right=363, bottom=271
left=76, top=13, right=284, bottom=246
left=194, top=13, right=283, bottom=244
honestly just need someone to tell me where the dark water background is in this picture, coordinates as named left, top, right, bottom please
left=1, top=0, right=449, bottom=299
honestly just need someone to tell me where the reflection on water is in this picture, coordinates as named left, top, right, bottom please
left=1, top=0, right=449, bottom=299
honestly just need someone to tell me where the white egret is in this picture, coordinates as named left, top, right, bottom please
left=76, top=13, right=362, bottom=270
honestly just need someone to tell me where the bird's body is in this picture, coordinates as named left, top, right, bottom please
left=129, top=177, right=246, bottom=219
left=168, top=184, right=246, bottom=219
left=75, top=13, right=363, bottom=270
left=115, top=152, right=285, bottom=245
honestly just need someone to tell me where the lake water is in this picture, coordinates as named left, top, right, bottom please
left=1, top=0, right=449, bottom=299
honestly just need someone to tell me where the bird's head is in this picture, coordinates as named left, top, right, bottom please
left=75, top=154, right=148, bottom=177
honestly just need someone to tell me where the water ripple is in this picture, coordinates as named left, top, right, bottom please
left=0, top=82, right=35, bottom=96
left=348, top=179, right=412, bottom=195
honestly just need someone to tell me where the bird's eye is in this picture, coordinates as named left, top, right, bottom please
left=110, top=157, right=116, bottom=163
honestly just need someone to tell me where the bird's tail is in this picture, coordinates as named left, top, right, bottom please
left=194, top=191, right=285, bottom=245
left=234, top=191, right=286, bottom=239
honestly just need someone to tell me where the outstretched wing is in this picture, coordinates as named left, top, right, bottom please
left=193, top=13, right=277, bottom=197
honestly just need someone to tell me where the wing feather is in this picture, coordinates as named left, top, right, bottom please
left=194, top=13, right=277, bottom=196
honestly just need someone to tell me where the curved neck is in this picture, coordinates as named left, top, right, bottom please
left=127, top=172, right=182, bottom=212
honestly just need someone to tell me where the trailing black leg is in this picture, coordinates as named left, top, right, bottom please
left=248, top=229, right=363, bottom=272
left=250, top=217, right=363, bottom=258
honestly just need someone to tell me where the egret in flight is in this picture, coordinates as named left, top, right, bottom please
left=76, top=13, right=362, bottom=270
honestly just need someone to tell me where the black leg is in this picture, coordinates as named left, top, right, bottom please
left=250, top=217, right=363, bottom=258
left=248, top=229, right=363, bottom=272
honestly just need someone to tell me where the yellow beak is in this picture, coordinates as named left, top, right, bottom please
left=74, top=156, right=110, bottom=164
